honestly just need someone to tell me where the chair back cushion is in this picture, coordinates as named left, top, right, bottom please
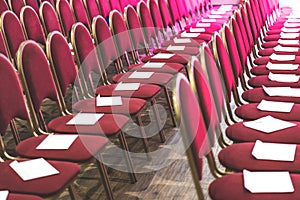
left=40, top=1, right=62, bottom=34
left=57, top=0, right=75, bottom=38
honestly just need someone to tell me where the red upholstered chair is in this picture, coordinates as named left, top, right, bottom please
left=4, top=193, right=43, bottom=200
left=0, top=0, right=9, bottom=16
left=109, top=0, right=122, bottom=12
left=39, top=1, right=62, bottom=35
left=172, top=73, right=300, bottom=200
left=0, top=53, right=81, bottom=198
left=17, top=40, right=137, bottom=185
left=70, top=0, right=91, bottom=30
left=0, top=11, right=26, bottom=64
left=97, top=0, right=111, bottom=20
left=119, top=0, right=130, bottom=11
left=20, top=6, right=46, bottom=48
left=83, top=0, right=101, bottom=24
left=7, top=0, right=24, bottom=17
left=24, top=0, right=40, bottom=13
left=56, top=0, right=75, bottom=38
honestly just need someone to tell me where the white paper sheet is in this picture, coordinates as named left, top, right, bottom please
left=243, top=115, right=296, bottom=133
left=180, top=31, right=200, bottom=38
left=36, top=134, right=78, bottom=150
left=151, top=53, right=175, bottom=59
left=0, top=191, right=8, bottom=200
left=278, top=39, right=299, bottom=45
left=263, top=85, right=300, bottom=97
left=243, top=169, right=294, bottom=193
left=270, top=53, right=296, bottom=61
left=281, top=27, right=300, bottom=33
left=195, top=22, right=211, bottom=27
left=142, top=62, right=165, bottom=68
left=268, top=72, right=299, bottom=83
left=280, top=32, right=300, bottom=39
left=257, top=100, right=294, bottom=113
left=266, top=62, right=299, bottom=70
left=189, top=28, right=205, bottom=33
left=115, top=82, right=140, bottom=91
left=274, top=45, right=299, bottom=52
left=9, top=158, right=59, bottom=181
left=252, top=140, right=296, bottom=161
left=96, top=96, right=122, bottom=106
left=211, top=10, right=226, bottom=15
left=284, top=22, right=300, bottom=28
left=173, top=37, right=191, bottom=43
left=201, top=18, right=217, bottom=22
left=218, top=5, right=233, bottom=11
left=166, top=45, right=185, bottom=51
left=287, top=18, right=300, bottom=23
left=66, top=113, right=104, bottom=125
left=128, top=71, right=154, bottom=79
left=207, top=14, right=222, bottom=19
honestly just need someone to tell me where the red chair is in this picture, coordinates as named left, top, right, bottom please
left=108, top=0, right=122, bottom=12
left=0, top=29, right=9, bottom=58
left=24, top=0, right=40, bottom=13
left=0, top=0, right=9, bottom=16
left=56, top=0, right=76, bottom=38
left=119, top=0, right=130, bottom=11
left=20, top=6, right=46, bottom=48
left=39, top=1, right=62, bottom=35
left=17, top=40, right=137, bottom=185
left=7, top=0, right=24, bottom=17
left=0, top=11, right=26, bottom=64
left=70, top=0, right=91, bottom=30
left=97, top=0, right=111, bottom=20
left=83, top=0, right=101, bottom=23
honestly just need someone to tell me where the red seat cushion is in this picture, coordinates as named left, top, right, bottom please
left=127, top=62, right=184, bottom=74
left=0, top=160, right=80, bottom=197
left=254, top=55, right=300, bottom=66
left=242, top=87, right=300, bottom=103
left=95, top=84, right=161, bottom=99
left=209, top=173, right=300, bottom=200
left=72, top=97, right=146, bottom=115
left=258, top=48, right=300, bottom=57
left=16, top=134, right=108, bottom=162
left=152, top=46, right=200, bottom=56
left=112, top=72, right=173, bottom=85
left=248, top=75, right=300, bottom=88
left=140, top=54, right=190, bottom=65
left=262, top=41, right=300, bottom=48
left=219, top=142, right=300, bottom=172
left=226, top=120, right=300, bottom=143
left=250, top=64, right=300, bottom=76
left=161, top=39, right=204, bottom=47
left=8, top=193, right=43, bottom=200
left=235, top=103, right=300, bottom=121
left=48, top=114, right=129, bottom=135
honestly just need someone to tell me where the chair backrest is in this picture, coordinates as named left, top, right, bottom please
left=71, top=22, right=104, bottom=91
left=70, top=0, right=91, bottom=30
left=244, top=2, right=259, bottom=41
left=0, top=0, right=9, bottom=16
left=83, top=0, right=101, bottom=23
left=167, top=0, right=181, bottom=24
left=157, top=0, right=174, bottom=29
left=7, top=0, right=25, bottom=17
left=0, top=30, right=9, bottom=58
left=237, top=8, right=253, bottom=53
left=24, top=0, right=40, bottom=13
left=97, top=0, right=111, bottom=20
left=46, top=31, right=78, bottom=98
left=39, top=1, right=62, bottom=35
left=148, top=0, right=164, bottom=30
left=0, top=11, right=26, bottom=62
left=56, top=0, right=75, bottom=38
left=40, top=0, right=55, bottom=6
left=119, top=0, right=130, bottom=11
left=109, top=0, right=122, bottom=12
left=20, top=6, right=46, bottom=46
left=0, top=54, right=29, bottom=135
left=17, top=40, right=59, bottom=113
left=177, top=0, right=189, bottom=19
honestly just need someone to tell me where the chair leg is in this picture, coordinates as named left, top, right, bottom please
left=151, top=99, right=166, bottom=143
left=68, top=183, right=79, bottom=200
left=118, top=132, right=137, bottom=183
left=136, top=114, right=150, bottom=153
left=163, top=86, right=177, bottom=127
left=95, top=154, right=114, bottom=200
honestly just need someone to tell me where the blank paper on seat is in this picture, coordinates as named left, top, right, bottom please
left=257, top=100, right=294, bottom=113
left=252, top=140, right=296, bottom=161
left=274, top=45, right=299, bottom=52
left=189, top=28, right=205, bottom=33
left=243, top=115, right=296, bottom=133
left=243, top=169, right=294, bottom=193
left=284, top=22, right=300, bottom=28
left=278, top=39, right=299, bottom=45
left=210, top=10, right=226, bottom=15
left=280, top=32, right=300, bottom=39
left=128, top=71, right=154, bottom=79
left=195, top=22, right=211, bottom=27
left=66, top=113, right=104, bottom=125
left=151, top=53, right=175, bottom=59
left=263, top=85, right=300, bottom=97
left=180, top=31, right=200, bottom=38
left=166, top=45, right=185, bottom=51
left=96, top=96, right=122, bottom=106
left=281, top=27, right=300, bottom=33
left=201, top=18, right=217, bottom=22
left=36, top=134, right=78, bottom=150
left=270, top=53, right=296, bottom=61
left=9, top=158, right=59, bottom=181
left=0, top=191, right=8, bottom=200
left=266, top=62, right=299, bottom=70
left=173, top=37, right=191, bottom=43
left=115, top=82, right=140, bottom=91
left=268, top=72, right=299, bottom=83
left=207, top=14, right=222, bottom=18
left=142, top=62, right=165, bottom=68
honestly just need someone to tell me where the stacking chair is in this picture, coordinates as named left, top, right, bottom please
left=172, top=73, right=300, bottom=200
left=56, top=0, right=76, bottom=39
left=83, top=0, right=101, bottom=24
left=0, top=0, right=9, bottom=16
left=17, top=40, right=137, bottom=185
left=0, top=53, right=81, bottom=199
left=97, top=0, right=111, bottom=21
left=70, top=0, right=91, bottom=30
left=20, top=6, right=47, bottom=49
left=39, top=1, right=62, bottom=36
left=24, top=0, right=40, bottom=13
left=0, top=10, right=26, bottom=65
left=7, top=0, right=24, bottom=17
